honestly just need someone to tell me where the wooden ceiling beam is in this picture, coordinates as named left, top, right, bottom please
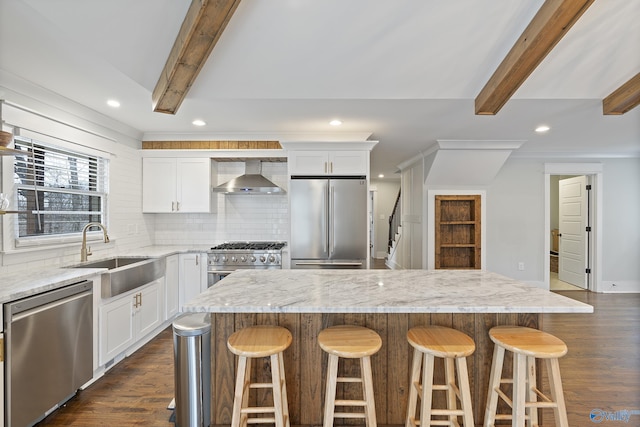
left=152, top=0, right=242, bottom=115
left=475, top=0, right=594, bottom=115
left=603, top=72, right=640, bottom=115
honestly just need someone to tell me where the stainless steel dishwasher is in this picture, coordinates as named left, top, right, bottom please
left=4, top=280, right=93, bottom=427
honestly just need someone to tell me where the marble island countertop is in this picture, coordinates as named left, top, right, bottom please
left=183, top=269, right=593, bottom=314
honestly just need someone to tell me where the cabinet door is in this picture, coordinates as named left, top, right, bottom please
left=330, top=151, right=368, bottom=175
left=142, top=158, right=177, bottom=212
left=137, top=280, right=163, bottom=339
left=180, top=253, right=205, bottom=307
left=288, top=151, right=329, bottom=175
left=99, top=295, right=134, bottom=365
left=165, top=255, right=180, bottom=320
left=177, top=158, right=211, bottom=212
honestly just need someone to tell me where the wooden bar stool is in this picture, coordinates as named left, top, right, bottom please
left=318, top=325, right=382, bottom=427
left=405, top=326, right=475, bottom=427
left=484, top=326, right=569, bottom=427
left=227, top=325, right=292, bottom=427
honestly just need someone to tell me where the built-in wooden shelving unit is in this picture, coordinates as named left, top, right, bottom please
left=435, top=195, right=481, bottom=269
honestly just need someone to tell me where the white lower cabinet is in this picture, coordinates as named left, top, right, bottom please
left=179, top=252, right=207, bottom=308
left=165, top=254, right=180, bottom=320
left=99, top=278, right=164, bottom=365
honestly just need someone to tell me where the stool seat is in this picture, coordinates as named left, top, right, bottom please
left=318, top=325, right=382, bottom=358
left=489, top=326, right=567, bottom=358
left=228, top=325, right=292, bottom=357
left=408, top=325, right=475, bottom=358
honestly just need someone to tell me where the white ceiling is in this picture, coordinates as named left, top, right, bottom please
left=1, top=0, right=639, bottom=179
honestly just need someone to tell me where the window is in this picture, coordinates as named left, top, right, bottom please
left=13, top=137, right=108, bottom=241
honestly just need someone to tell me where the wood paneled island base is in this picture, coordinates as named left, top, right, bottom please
left=209, top=311, right=539, bottom=426
left=182, top=269, right=592, bottom=427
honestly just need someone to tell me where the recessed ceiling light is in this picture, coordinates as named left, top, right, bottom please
left=107, top=99, right=120, bottom=108
left=378, top=174, right=384, bottom=178
left=329, top=119, right=342, bottom=126
left=535, top=125, right=550, bottom=133
left=192, top=119, right=206, bottom=126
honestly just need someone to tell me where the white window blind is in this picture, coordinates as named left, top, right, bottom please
left=13, top=136, right=108, bottom=239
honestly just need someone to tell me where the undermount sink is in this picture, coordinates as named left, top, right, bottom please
left=72, top=256, right=152, bottom=270
left=67, top=256, right=165, bottom=298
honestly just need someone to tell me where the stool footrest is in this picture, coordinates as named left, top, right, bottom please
left=336, top=376, right=363, bottom=383
left=495, top=387, right=513, bottom=408
left=241, top=407, right=275, bottom=414
left=431, top=408, right=465, bottom=416
left=334, top=412, right=366, bottom=419
left=335, top=399, right=367, bottom=407
left=246, top=417, right=276, bottom=424
left=248, top=382, right=273, bottom=389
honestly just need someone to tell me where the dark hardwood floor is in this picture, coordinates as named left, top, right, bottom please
left=37, top=285, right=639, bottom=426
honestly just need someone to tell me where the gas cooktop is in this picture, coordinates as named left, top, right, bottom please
left=210, top=241, right=286, bottom=251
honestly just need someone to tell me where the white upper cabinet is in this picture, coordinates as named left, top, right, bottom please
left=143, top=158, right=211, bottom=213
left=288, top=150, right=369, bottom=176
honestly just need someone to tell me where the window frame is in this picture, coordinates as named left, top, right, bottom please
left=9, top=136, right=109, bottom=248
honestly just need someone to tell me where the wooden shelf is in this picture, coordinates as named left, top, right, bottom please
left=435, top=195, right=481, bottom=269
left=0, top=210, right=26, bottom=215
left=439, top=222, right=476, bottom=225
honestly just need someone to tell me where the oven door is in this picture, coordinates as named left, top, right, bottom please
left=207, top=270, right=234, bottom=288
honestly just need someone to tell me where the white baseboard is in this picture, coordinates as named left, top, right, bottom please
left=599, top=280, right=640, bottom=293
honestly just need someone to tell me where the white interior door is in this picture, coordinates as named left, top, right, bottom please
left=558, top=176, right=588, bottom=288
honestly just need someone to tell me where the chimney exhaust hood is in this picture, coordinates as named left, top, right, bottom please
left=213, top=160, right=285, bottom=195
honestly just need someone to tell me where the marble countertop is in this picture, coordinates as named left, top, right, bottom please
left=0, top=245, right=208, bottom=304
left=182, top=269, right=594, bottom=314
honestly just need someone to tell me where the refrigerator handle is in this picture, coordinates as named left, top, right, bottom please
left=323, top=187, right=328, bottom=254
left=329, top=185, right=334, bottom=256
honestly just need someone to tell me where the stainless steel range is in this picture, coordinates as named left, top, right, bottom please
left=207, top=241, right=286, bottom=287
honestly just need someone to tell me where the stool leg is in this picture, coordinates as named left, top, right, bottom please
left=444, top=357, right=458, bottom=425
left=231, top=356, right=250, bottom=427
left=278, top=351, right=291, bottom=427
left=456, top=357, right=475, bottom=427
left=484, top=345, right=505, bottom=427
left=271, top=353, right=285, bottom=427
left=512, top=353, right=527, bottom=427
left=546, top=358, right=569, bottom=427
left=406, top=348, right=423, bottom=427
left=421, top=352, right=435, bottom=427
left=323, top=354, right=339, bottom=427
left=361, top=355, right=377, bottom=427
left=526, top=356, right=538, bottom=427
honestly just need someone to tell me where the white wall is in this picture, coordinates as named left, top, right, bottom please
left=600, top=158, right=640, bottom=292
left=487, top=157, right=640, bottom=292
left=486, top=159, right=546, bottom=282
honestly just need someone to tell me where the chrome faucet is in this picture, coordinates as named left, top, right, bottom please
left=81, top=222, right=110, bottom=261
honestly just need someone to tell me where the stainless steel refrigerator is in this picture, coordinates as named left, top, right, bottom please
left=290, top=176, right=367, bottom=268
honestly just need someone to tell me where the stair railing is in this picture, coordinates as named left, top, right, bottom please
left=387, top=190, right=401, bottom=254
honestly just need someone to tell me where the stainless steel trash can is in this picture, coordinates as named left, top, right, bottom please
left=173, top=313, right=211, bottom=427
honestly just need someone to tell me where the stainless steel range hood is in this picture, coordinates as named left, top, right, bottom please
left=213, top=160, right=285, bottom=195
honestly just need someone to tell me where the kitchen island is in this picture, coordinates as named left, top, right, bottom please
left=183, top=269, right=592, bottom=426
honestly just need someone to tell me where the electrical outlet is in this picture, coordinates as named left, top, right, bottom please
left=518, top=262, right=525, bottom=271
